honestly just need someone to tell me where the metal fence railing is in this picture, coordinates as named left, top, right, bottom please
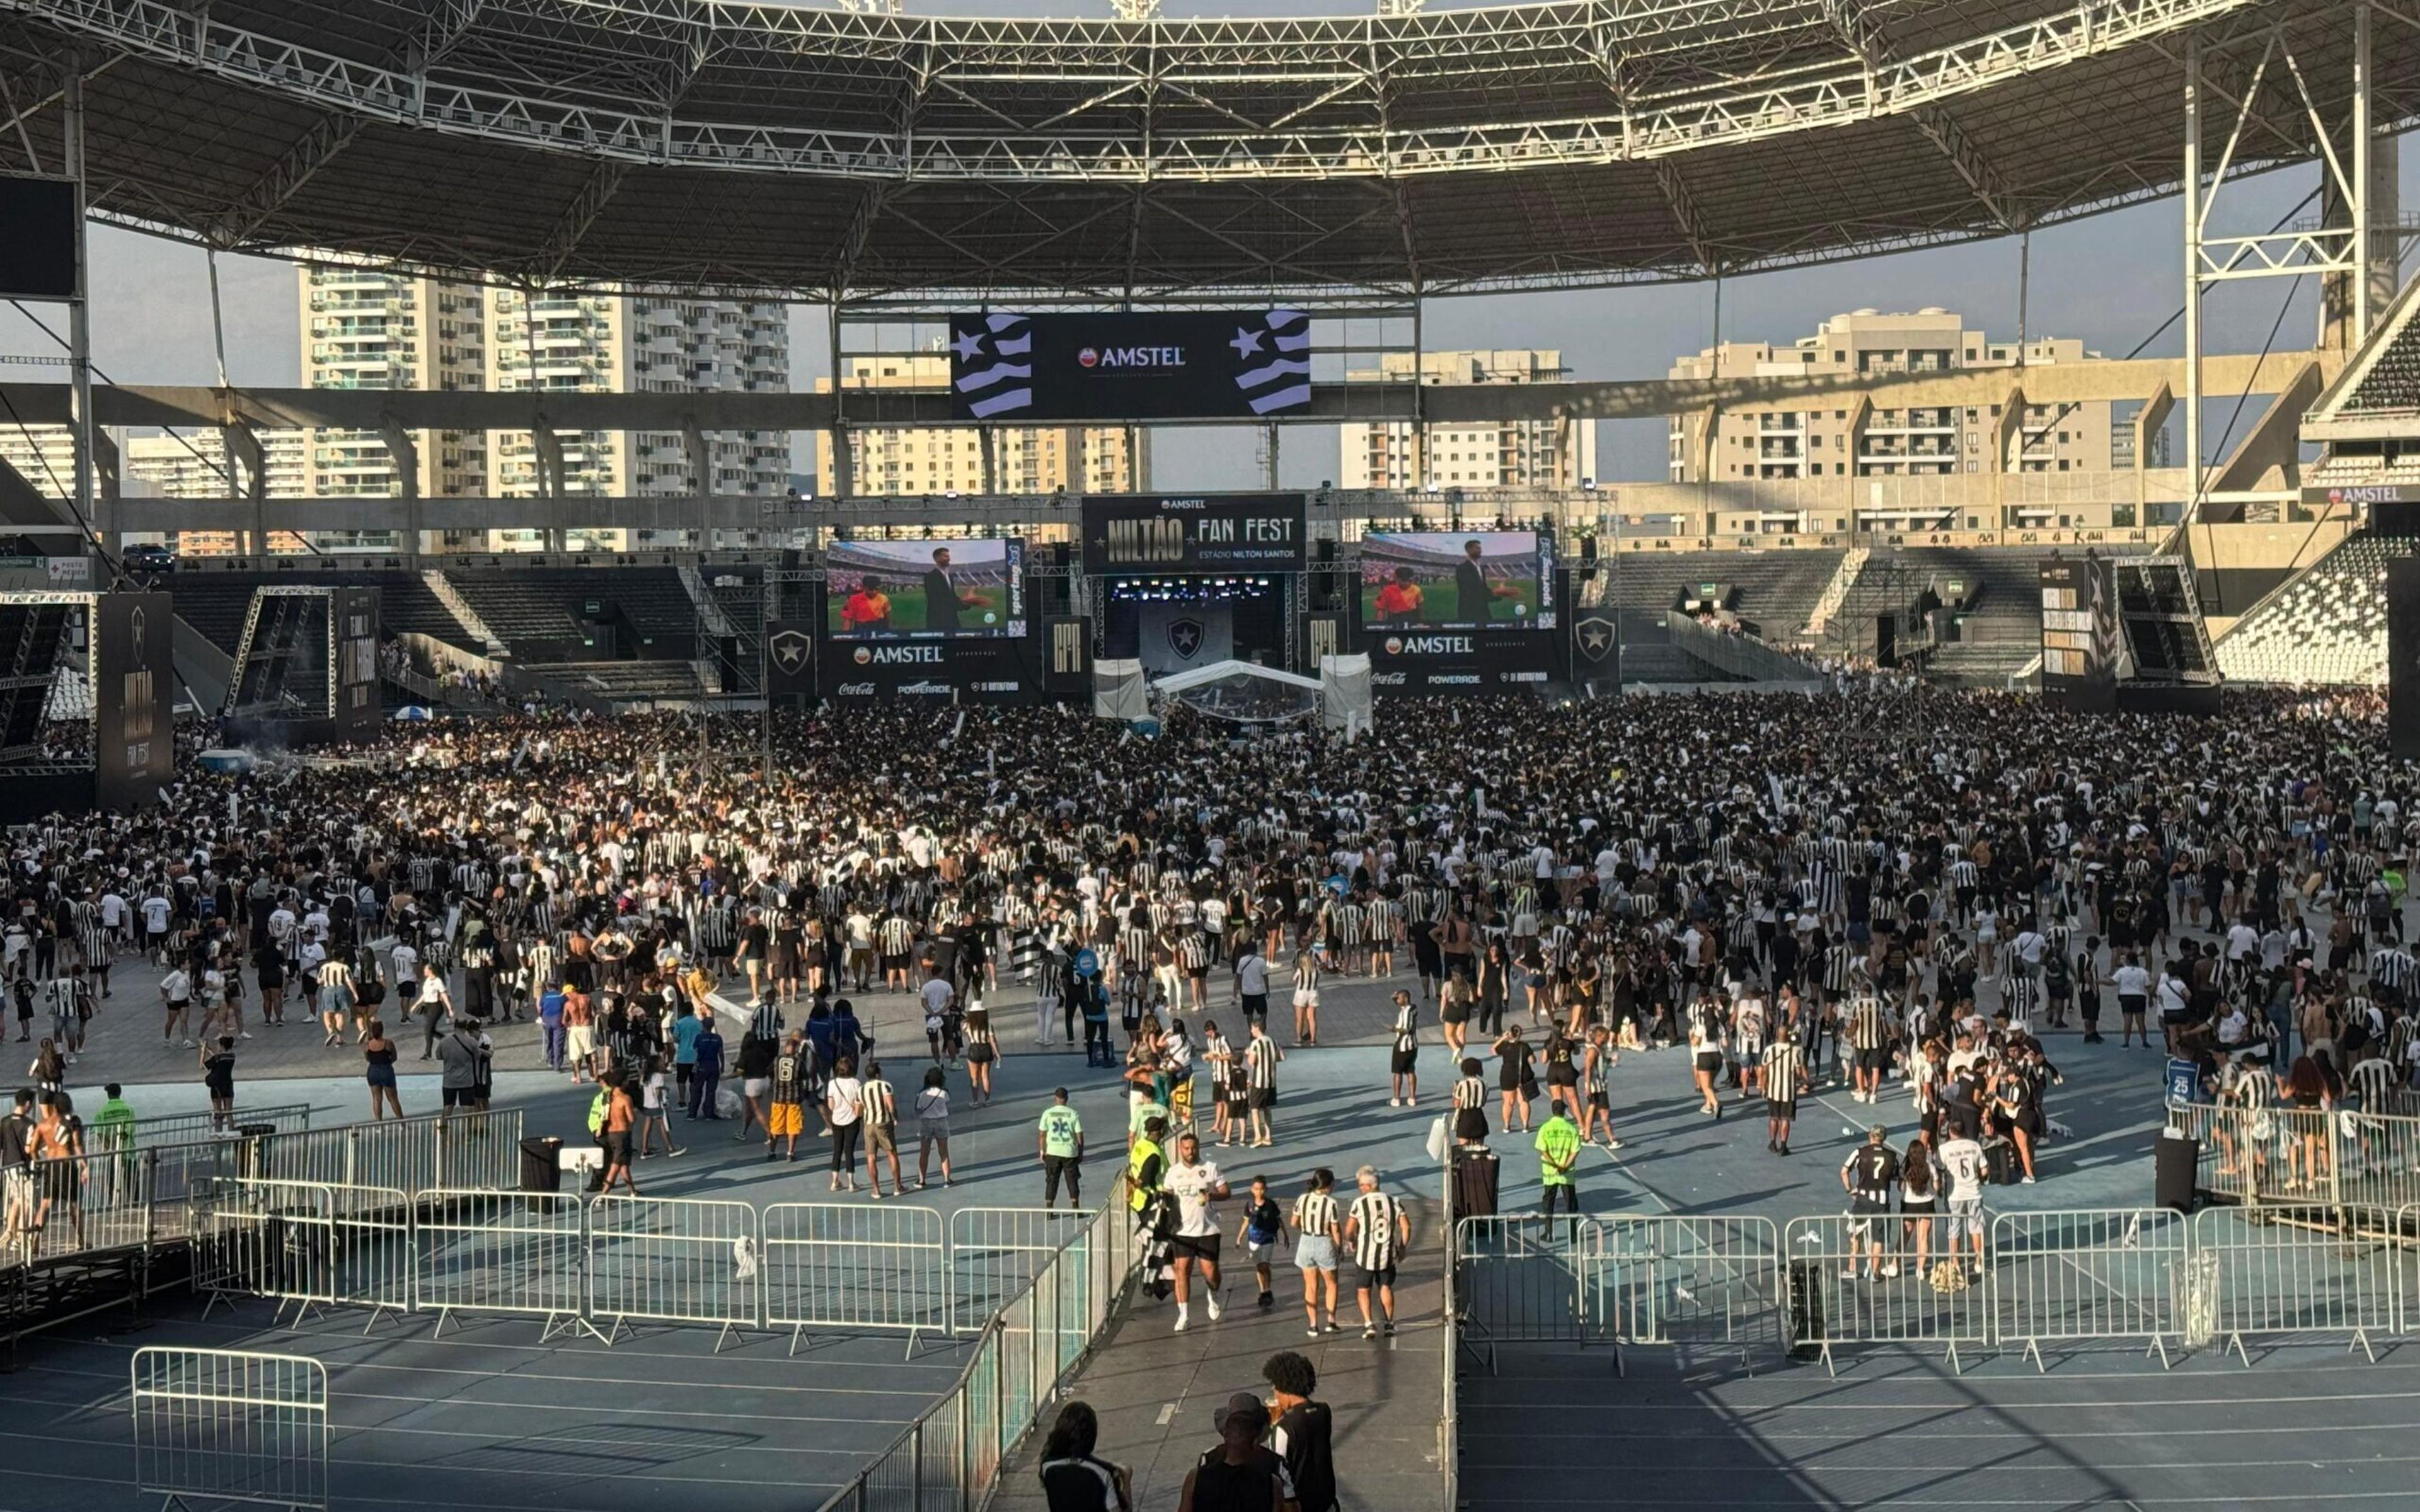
left=588, top=1193, right=763, bottom=1350
left=413, top=1189, right=602, bottom=1344
left=2194, top=1203, right=2401, bottom=1365
left=1592, top=1216, right=1782, bottom=1372
left=132, top=1346, right=328, bottom=1512
left=2169, top=1100, right=2420, bottom=1212
left=103, top=1104, right=314, bottom=1152
left=763, top=1201, right=950, bottom=1357
left=948, top=1206, right=1092, bottom=1332
left=1452, top=1215, right=1610, bottom=1370
left=1782, top=1213, right=1993, bottom=1375
left=1991, top=1208, right=2187, bottom=1370
left=812, top=1175, right=1137, bottom=1512
left=1446, top=1202, right=2420, bottom=1376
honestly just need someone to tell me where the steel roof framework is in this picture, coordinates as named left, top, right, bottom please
left=0, top=0, right=2415, bottom=299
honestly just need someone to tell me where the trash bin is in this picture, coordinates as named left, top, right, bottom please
left=519, top=1136, right=563, bottom=1193
left=233, top=1123, right=277, bottom=1179
left=1787, top=1259, right=1826, bottom=1361
left=2155, top=1130, right=2199, bottom=1213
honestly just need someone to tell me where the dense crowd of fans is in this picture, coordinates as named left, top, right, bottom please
left=1, top=684, right=2415, bottom=1256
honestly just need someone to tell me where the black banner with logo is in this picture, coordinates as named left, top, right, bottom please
left=93, top=592, right=173, bottom=810
left=950, top=311, right=1311, bottom=421
left=1044, top=617, right=1092, bottom=692
left=2391, top=559, right=2420, bottom=759
left=764, top=619, right=817, bottom=701
left=819, top=633, right=1046, bottom=704
left=1570, top=599, right=1618, bottom=687
left=334, top=586, right=381, bottom=736
left=1080, top=494, right=1307, bottom=575
left=1363, top=627, right=1560, bottom=695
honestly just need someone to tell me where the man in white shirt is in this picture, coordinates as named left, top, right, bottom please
left=1163, top=1129, right=1230, bottom=1331
left=1937, top=1130, right=1987, bottom=1278
left=141, top=891, right=172, bottom=959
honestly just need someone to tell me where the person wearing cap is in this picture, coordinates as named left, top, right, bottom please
left=1178, top=1394, right=1293, bottom=1512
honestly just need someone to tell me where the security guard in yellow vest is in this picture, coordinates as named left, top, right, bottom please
left=1128, top=1115, right=1170, bottom=1214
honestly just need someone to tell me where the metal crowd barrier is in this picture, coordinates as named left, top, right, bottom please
left=103, top=1104, right=314, bottom=1152
left=138, top=1111, right=526, bottom=1240
left=1448, top=1201, right=2420, bottom=1373
left=1781, top=1213, right=1992, bottom=1375
left=2170, top=1100, right=2420, bottom=1212
left=1590, top=1215, right=1781, bottom=1373
left=814, top=1175, right=1138, bottom=1512
left=1451, top=1215, right=1609, bottom=1371
left=2192, top=1203, right=2401, bottom=1364
left=948, top=1206, right=1090, bottom=1333
left=191, top=1178, right=417, bottom=1332
left=1991, top=1208, right=2186, bottom=1370
left=131, top=1346, right=327, bottom=1512
left=763, top=1201, right=950, bottom=1356
left=412, top=1188, right=603, bottom=1344
left=588, top=1193, right=763, bottom=1351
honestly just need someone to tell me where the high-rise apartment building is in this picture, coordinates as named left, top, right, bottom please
left=0, top=426, right=84, bottom=501
left=1339, top=350, right=1597, bottom=490
left=1666, top=308, right=2114, bottom=483
left=0, top=427, right=309, bottom=552
left=487, top=292, right=790, bottom=551
left=297, top=266, right=487, bottom=518
left=124, top=431, right=310, bottom=554
left=812, top=355, right=1141, bottom=496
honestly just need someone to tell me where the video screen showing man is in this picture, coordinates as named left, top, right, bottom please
left=1452, top=538, right=1521, bottom=624
left=1359, top=532, right=1543, bottom=629
left=841, top=576, right=894, bottom=634
left=827, top=537, right=1023, bottom=638
left=922, top=546, right=992, bottom=634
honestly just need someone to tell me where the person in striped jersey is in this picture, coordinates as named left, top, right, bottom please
left=1289, top=1171, right=1342, bottom=1337
left=1844, top=994, right=1891, bottom=1105
left=2215, top=1051, right=2276, bottom=1187
left=1760, top=1033, right=1809, bottom=1155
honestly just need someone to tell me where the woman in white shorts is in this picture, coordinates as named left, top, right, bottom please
left=1290, top=1167, right=1342, bottom=1338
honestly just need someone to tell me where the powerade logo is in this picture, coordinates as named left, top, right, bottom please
left=1384, top=635, right=1474, bottom=656
left=855, top=645, right=945, bottom=665
left=1077, top=346, right=1185, bottom=369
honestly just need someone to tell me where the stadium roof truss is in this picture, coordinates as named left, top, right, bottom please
left=1, top=0, right=2416, bottom=300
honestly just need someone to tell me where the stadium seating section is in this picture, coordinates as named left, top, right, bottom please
left=2216, top=530, right=2420, bottom=685
left=521, top=660, right=709, bottom=704
left=2346, top=319, right=2420, bottom=415
left=171, top=571, right=479, bottom=656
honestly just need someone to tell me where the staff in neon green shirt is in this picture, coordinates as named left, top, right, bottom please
left=1535, top=1100, right=1582, bottom=1218
left=93, top=1083, right=137, bottom=1152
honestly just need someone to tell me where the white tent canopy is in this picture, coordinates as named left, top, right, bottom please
left=1151, top=658, right=1322, bottom=696
left=1092, top=658, right=1150, bottom=723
